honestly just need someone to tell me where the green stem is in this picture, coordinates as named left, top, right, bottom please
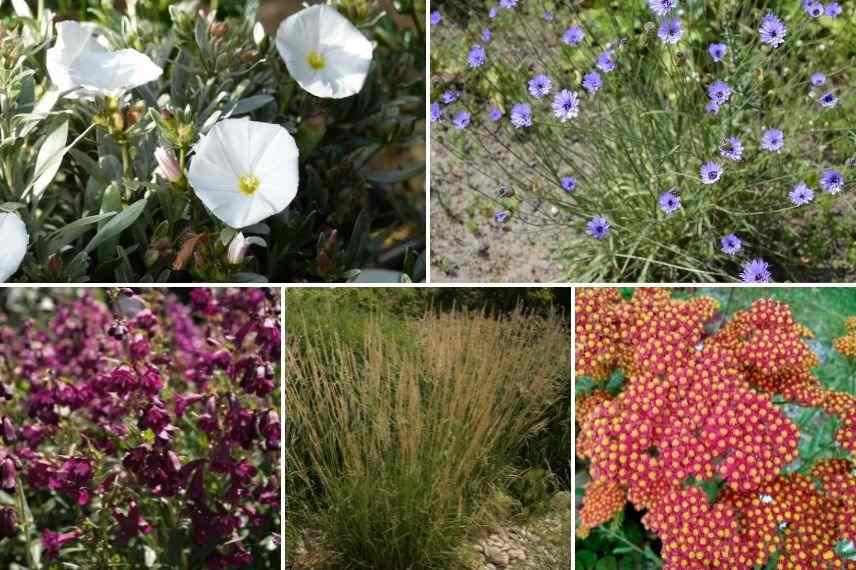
left=15, top=476, right=40, bottom=570
left=120, top=143, right=132, bottom=181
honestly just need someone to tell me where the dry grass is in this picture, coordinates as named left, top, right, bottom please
left=286, top=308, right=568, bottom=569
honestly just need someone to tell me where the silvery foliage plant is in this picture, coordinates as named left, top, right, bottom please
left=0, top=0, right=426, bottom=283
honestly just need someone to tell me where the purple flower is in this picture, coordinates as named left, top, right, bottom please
left=596, top=51, right=616, bottom=73
left=789, top=182, right=814, bottom=206
left=499, top=0, right=517, bottom=9
left=482, top=27, right=492, bottom=43
left=488, top=6, right=498, bottom=18
left=562, top=26, right=584, bottom=46
left=467, top=45, right=487, bottom=69
left=719, top=136, right=743, bottom=162
left=803, top=1, right=824, bottom=17
left=824, top=2, right=842, bottom=17
left=430, top=11, right=442, bottom=26
left=452, top=111, right=471, bottom=130
left=819, top=92, right=838, bottom=108
left=528, top=74, right=552, bottom=98
left=658, top=190, right=681, bottom=214
left=543, top=11, right=554, bottom=21
left=42, top=529, right=80, bottom=559
left=552, top=90, right=580, bottom=122
left=705, top=101, right=720, bottom=115
left=561, top=176, right=577, bottom=192
left=720, top=233, right=742, bottom=256
left=707, top=80, right=732, bottom=104
left=495, top=210, right=510, bottom=223
left=580, top=73, right=601, bottom=97
left=700, top=161, right=723, bottom=185
left=810, top=72, right=826, bottom=86
left=740, top=258, right=772, bottom=283
left=657, top=19, right=684, bottom=45
left=488, top=106, right=503, bottom=122
left=430, top=102, right=442, bottom=123
left=586, top=216, right=610, bottom=240
left=760, top=128, right=784, bottom=152
left=708, top=42, right=727, bottom=62
left=820, top=169, right=844, bottom=194
left=441, top=90, right=458, bottom=104
left=759, top=13, right=786, bottom=48
left=510, top=103, right=532, bottom=128
left=648, top=0, right=678, bottom=16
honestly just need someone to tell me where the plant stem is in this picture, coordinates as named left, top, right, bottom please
left=15, top=475, right=40, bottom=570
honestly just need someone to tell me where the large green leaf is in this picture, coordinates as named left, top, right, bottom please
left=85, top=199, right=148, bottom=254
left=32, top=120, right=68, bottom=198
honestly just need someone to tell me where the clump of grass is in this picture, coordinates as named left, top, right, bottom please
left=286, top=308, right=568, bottom=570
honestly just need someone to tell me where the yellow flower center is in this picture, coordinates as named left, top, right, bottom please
left=306, top=50, right=326, bottom=70
left=238, top=174, right=261, bottom=196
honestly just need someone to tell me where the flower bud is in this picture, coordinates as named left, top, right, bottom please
left=227, top=233, right=249, bottom=265
left=154, top=147, right=182, bottom=183
left=0, top=507, right=17, bottom=539
left=1, top=416, right=15, bottom=444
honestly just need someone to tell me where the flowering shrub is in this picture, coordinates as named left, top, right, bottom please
left=575, top=288, right=856, bottom=568
left=0, top=0, right=425, bottom=283
left=0, top=288, right=281, bottom=568
left=431, top=1, right=854, bottom=282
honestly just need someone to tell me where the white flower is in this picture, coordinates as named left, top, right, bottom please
left=275, top=5, right=374, bottom=99
left=154, top=147, right=182, bottom=182
left=0, top=212, right=29, bottom=282
left=46, top=21, right=162, bottom=98
left=187, top=119, right=299, bottom=229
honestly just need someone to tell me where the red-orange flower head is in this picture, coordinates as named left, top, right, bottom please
left=642, top=486, right=741, bottom=570
left=575, top=288, right=622, bottom=381
left=712, top=299, right=818, bottom=378
left=577, top=478, right=626, bottom=539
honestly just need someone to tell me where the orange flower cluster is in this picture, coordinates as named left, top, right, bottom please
left=834, top=317, right=856, bottom=358
left=575, top=289, right=856, bottom=569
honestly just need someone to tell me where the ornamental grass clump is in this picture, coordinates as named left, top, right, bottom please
left=432, top=1, right=854, bottom=282
left=0, top=0, right=425, bottom=283
left=286, top=308, right=568, bottom=570
left=574, top=288, right=856, bottom=568
left=0, top=288, right=281, bottom=568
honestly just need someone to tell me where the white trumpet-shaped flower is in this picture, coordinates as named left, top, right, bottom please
left=187, top=119, right=300, bottom=229
left=276, top=5, right=374, bottom=99
left=47, top=21, right=162, bottom=98
left=0, top=212, right=29, bottom=282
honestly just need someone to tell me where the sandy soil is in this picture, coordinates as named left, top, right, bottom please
left=430, top=128, right=566, bottom=283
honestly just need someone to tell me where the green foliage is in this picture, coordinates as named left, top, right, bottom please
left=286, top=290, right=570, bottom=569
left=432, top=0, right=856, bottom=282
